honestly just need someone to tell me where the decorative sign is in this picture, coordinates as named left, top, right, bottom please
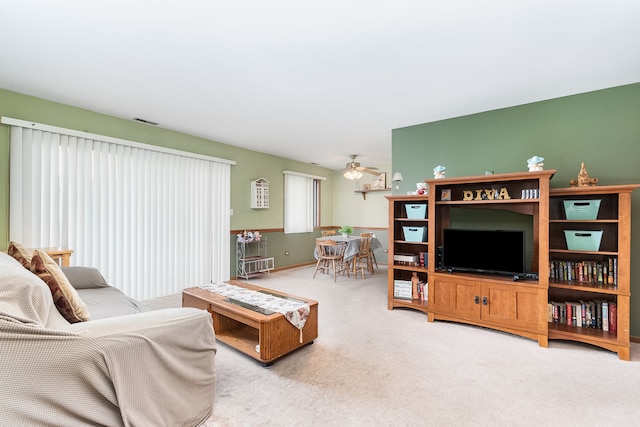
left=393, top=280, right=413, bottom=300
left=462, top=187, right=511, bottom=201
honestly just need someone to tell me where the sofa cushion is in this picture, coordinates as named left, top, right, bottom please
left=7, top=241, right=32, bottom=269
left=0, top=252, right=70, bottom=329
left=77, top=287, right=149, bottom=320
left=61, top=266, right=110, bottom=289
left=30, top=249, right=90, bottom=323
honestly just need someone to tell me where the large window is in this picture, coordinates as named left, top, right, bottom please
left=283, top=170, right=325, bottom=234
left=5, top=117, right=234, bottom=300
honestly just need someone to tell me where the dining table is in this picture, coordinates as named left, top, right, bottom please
left=314, top=235, right=382, bottom=263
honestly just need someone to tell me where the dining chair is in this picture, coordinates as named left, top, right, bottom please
left=313, top=239, right=349, bottom=282
left=359, top=232, right=378, bottom=271
left=352, top=235, right=373, bottom=279
left=321, top=230, right=336, bottom=237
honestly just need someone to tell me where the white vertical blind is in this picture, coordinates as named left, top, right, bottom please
left=283, top=171, right=318, bottom=234
left=7, top=118, right=233, bottom=300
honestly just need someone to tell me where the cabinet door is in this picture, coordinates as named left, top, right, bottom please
left=480, top=283, right=540, bottom=332
left=430, top=276, right=480, bottom=321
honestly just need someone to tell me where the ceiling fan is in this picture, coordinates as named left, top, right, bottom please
left=342, top=155, right=378, bottom=180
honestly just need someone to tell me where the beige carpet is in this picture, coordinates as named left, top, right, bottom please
left=145, top=266, right=640, bottom=426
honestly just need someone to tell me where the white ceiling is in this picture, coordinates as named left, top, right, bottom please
left=1, top=1, right=639, bottom=171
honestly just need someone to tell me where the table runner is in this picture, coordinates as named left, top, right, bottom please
left=198, top=283, right=310, bottom=341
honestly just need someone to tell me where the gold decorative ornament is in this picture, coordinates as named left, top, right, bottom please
left=569, top=162, right=599, bottom=187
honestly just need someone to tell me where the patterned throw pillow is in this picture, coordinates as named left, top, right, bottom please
left=7, top=241, right=33, bottom=269
left=30, top=249, right=90, bottom=323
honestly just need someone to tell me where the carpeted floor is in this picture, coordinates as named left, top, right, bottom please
left=145, top=265, right=640, bottom=427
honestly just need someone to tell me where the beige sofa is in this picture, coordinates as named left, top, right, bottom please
left=0, top=251, right=217, bottom=426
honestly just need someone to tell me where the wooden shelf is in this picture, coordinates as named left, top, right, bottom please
left=549, top=280, right=622, bottom=295
left=547, top=184, right=640, bottom=360
left=354, top=188, right=390, bottom=200
left=390, top=298, right=428, bottom=313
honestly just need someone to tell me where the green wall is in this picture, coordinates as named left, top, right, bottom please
left=392, top=82, right=640, bottom=335
left=0, top=88, right=335, bottom=271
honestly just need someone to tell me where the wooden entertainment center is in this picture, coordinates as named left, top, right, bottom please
left=386, top=170, right=639, bottom=360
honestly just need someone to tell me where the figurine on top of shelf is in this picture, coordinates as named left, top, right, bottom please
left=237, top=230, right=261, bottom=242
left=415, top=182, right=428, bottom=195
left=433, top=165, right=446, bottom=179
left=569, top=162, right=599, bottom=187
left=527, top=156, right=544, bottom=172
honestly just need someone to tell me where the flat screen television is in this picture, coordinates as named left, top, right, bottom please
left=441, top=228, right=526, bottom=277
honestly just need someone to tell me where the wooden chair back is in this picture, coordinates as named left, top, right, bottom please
left=357, top=235, right=372, bottom=255
left=317, top=239, right=346, bottom=258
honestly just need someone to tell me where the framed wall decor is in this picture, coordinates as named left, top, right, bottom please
left=251, top=177, right=270, bottom=208
left=373, top=172, right=386, bottom=190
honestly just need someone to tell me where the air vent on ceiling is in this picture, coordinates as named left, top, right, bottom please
left=133, top=117, right=159, bottom=126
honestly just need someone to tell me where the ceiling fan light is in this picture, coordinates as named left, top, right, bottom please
left=343, top=170, right=363, bottom=180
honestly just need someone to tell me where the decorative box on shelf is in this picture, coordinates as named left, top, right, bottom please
left=563, top=200, right=601, bottom=220
left=403, top=226, right=427, bottom=242
left=405, top=204, right=427, bottom=219
left=564, top=230, right=603, bottom=251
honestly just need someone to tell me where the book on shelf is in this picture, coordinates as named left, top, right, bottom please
left=594, top=300, right=602, bottom=329
left=609, top=302, right=617, bottom=333
left=417, top=281, right=428, bottom=302
left=418, top=252, right=428, bottom=267
left=393, top=253, right=419, bottom=267
left=602, top=301, right=609, bottom=332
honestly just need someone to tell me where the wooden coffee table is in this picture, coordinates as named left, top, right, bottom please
left=182, top=280, right=318, bottom=365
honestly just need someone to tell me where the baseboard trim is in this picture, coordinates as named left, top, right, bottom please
left=272, top=262, right=316, bottom=271
left=631, top=335, right=640, bottom=343
left=231, top=262, right=315, bottom=280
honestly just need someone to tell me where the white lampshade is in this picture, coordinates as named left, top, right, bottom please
left=391, top=172, right=403, bottom=194
left=343, top=169, right=363, bottom=180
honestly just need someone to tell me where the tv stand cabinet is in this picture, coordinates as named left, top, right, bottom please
left=425, top=170, right=554, bottom=347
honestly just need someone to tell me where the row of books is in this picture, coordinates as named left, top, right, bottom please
left=415, top=281, right=428, bottom=302
left=548, top=300, right=617, bottom=333
left=549, top=258, right=617, bottom=286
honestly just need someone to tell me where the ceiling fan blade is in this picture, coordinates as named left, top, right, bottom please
left=357, top=167, right=380, bottom=175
